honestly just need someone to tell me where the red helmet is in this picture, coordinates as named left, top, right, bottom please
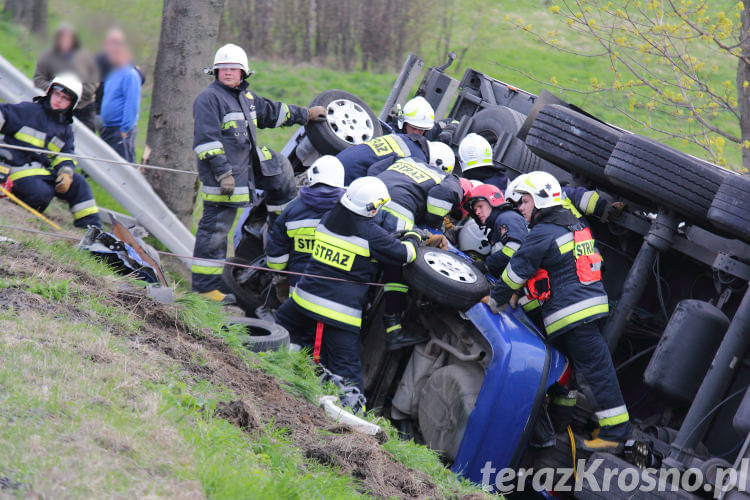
left=465, top=183, right=505, bottom=210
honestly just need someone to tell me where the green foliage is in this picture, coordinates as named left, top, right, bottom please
left=28, top=280, right=70, bottom=301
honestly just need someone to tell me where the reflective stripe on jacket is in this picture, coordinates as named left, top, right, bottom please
left=292, top=204, right=416, bottom=332
left=368, top=157, right=462, bottom=229
left=338, top=133, right=428, bottom=185
left=193, top=80, right=308, bottom=205
left=491, top=206, right=609, bottom=336
left=0, top=101, right=76, bottom=178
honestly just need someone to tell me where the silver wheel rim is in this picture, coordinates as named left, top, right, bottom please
left=325, top=99, right=375, bottom=145
left=422, top=251, right=478, bottom=284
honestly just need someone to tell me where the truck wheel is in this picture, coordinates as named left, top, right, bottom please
left=224, top=316, right=290, bottom=352
left=708, top=174, right=750, bottom=242
left=468, top=106, right=573, bottom=184
left=305, top=90, right=383, bottom=155
left=222, top=256, right=266, bottom=313
left=604, top=134, right=731, bottom=224
left=403, top=247, right=489, bottom=309
left=526, top=104, right=622, bottom=187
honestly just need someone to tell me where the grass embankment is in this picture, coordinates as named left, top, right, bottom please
left=0, top=201, right=484, bottom=499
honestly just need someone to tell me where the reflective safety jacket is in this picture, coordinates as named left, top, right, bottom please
left=193, top=80, right=308, bottom=205
left=0, top=100, right=76, bottom=180
left=491, top=206, right=609, bottom=336
left=483, top=206, right=528, bottom=277
left=562, top=186, right=608, bottom=220
left=368, top=157, right=463, bottom=229
left=337, top=133, right=428, bottom=185
left=266, top=185, right=344, bottom=285
left=292, top=203, right=417, bottom=332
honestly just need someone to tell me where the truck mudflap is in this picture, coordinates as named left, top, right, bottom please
left=451, top=304, right=568, bottom=484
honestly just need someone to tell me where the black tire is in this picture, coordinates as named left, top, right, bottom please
left=403, top=247, right=489, bottom=309
left=224, top=316, right=290, bottom=352
left=306, top=90, right=383, bottom=155
left=526, top=104, right=623, bottom=187
left=222, top=256, right=266, bottom=313
left=708, top=174, right=750, bottom=242
left=604, top=134, right=731, bottom=224
left=468, top=106, right=573, bottom=184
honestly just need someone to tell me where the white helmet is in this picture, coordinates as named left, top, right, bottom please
left=504, top=173, right=529, bottom=204
left=399, top=96, right=435, bottom=130
left=307, top=155, right=345, bottom=188
left=458, top=133, right=493, bottom=172
left=514, top=171, right=562, bottom=209
left=458, top=218, right=491, bottom=256
left=428, top=141, right=455, bottom=174
left=213, top=43, right=250, bottom=76
left=47, top=72, right=83, bottom=109
left=341, top=176, right=390, bottom=217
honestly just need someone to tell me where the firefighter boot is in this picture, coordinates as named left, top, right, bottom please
left=199, top=290, right=237, bottom=305
left=384, top=313, right=428, bottom=351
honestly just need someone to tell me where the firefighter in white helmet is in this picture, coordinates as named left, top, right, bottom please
left=266, top=155, right=346, bottom=292
left=337, top=95, right=435, bottom=184
left=275, top=176, right=424, bottom=407
left=191, top=43, right=328, bottom=302
left=458, top=132, right=509, bottom=191
left=0, top=72, right=101, bottom=228
left=485, top=170, right=631, bottom=450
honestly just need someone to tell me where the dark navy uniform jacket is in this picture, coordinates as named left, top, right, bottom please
left=483, top=206, right=529, bottom=277
left=0, top=100, right=76, bottom=179
left=291, top=204, right=417, bottom=333
left=265, top=185, right=344, bottom=285
left=337, top=133, right=428, bottom=185
left=491, top=206, right=609, bottom=336
left=193, top=79, right=308, bottom=205
left=368, top=157, right=463, bottom=229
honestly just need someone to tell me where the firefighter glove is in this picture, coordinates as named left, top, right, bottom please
left=443, top=216, right=454, bottom=230
left=54, top=166, right=74, bottom=194
left=481, top=295, right=507, bottom=314
left=307, top=106, right=327, bottom=123
left=509, top=293, right=520, bottom=309
left=400, top=230, right=423, bottom=247
left=600, top=201, right=625, bottom=223
left=217, top=171, right=235, bottom=196
left=425, top=234, right=448, bottom=250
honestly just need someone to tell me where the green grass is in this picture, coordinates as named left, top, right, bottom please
left=0, top=222, right=486, bottom=498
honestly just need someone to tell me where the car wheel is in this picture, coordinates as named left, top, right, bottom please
left=222, top=256, right=266, bottom=313
left=604, top=134, right=732, bottom=224
left=525, top=104, right=623, bottom=187
left=224, top=316, right=290, bottom=352
left=403, top=247, right=489, bottom=309
left=708, top=174, right=750, bottom=242
left=468, top=106, right=573, bottom=184
left=305, top=89, right=383, bottom=155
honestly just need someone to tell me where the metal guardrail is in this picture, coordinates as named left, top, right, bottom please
left=0, top=54, right=195, bottom=265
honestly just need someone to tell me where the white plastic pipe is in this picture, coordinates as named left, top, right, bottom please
left=318, top=395, right=382, bottom=436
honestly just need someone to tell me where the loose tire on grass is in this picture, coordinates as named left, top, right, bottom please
left=222, top=256, right=266, bottom=313
left=708, top=175, right=750, bottom=242
left=468, top=106, right=573, bottom=183
left=306, top=90, right=383, bottom=155
left=403, top=247, right=489, bottom=309
left=526, top=104, right=623, bottom=187
left=604, top=134, right=732, bottom=224
left=225, top=316, right=290, bottom=352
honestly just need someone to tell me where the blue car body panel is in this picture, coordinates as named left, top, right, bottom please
left=451, top=303, right=567, bottom=484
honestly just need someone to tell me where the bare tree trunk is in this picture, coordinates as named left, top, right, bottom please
left=303, top=0, right=316, bottom=61
left=4, top=0, right=47, bottom=35
left=739, top=0, right=750, bottom=170
left=145, top=0, right=224, bottom=227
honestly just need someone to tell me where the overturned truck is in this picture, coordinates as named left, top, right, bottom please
left=229, top=53, right=750, bottom=497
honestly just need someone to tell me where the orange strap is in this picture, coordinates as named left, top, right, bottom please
left=313, top=321, right=324, bottom=364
